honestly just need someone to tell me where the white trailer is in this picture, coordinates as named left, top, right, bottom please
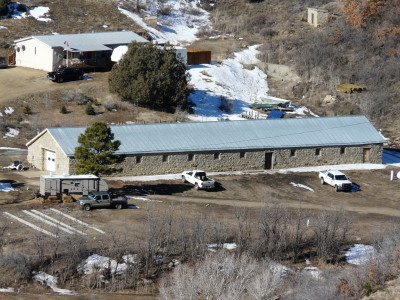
left=40, top=174, right=108, bottom=198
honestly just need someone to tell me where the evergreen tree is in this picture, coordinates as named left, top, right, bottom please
left=0, top=0, right=10, bottom=16
left=109, top=42, right=189, bottom=113
left=60, top=105, right=68, bottom=114
left=85, top=103, right=95, bottom=115
left=23, top=104, right=32, bottom=115
left=74, top=122, right=125, bottom=176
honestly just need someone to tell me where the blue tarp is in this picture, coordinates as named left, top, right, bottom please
left=382, top=149, right=400, bottom=164
left=267, top=110, right=284, bottom=119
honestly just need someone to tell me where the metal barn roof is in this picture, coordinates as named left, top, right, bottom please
left=15, top=31, right=148, bottom=52
left=41, top=116, right=385, bottom=157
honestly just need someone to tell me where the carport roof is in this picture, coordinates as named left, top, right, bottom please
left=15, top=31, right=148, bottom=52
left=31, top=116, right=386, bottom=157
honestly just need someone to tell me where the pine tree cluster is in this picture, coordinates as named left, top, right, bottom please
left=109, top=42, right=189, bottom=113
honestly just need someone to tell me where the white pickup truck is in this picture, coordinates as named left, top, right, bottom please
left=319, top=170, right=352, bottom=192
left=181, top=170, right=215, bottom=190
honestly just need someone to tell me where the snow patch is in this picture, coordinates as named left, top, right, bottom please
left=290, top=182, right=314, bottom=192
left=303, top=266, right=321, bottom=279
left=29, top=6, right=51, bottom=22
left=0, top=287, right=14, bottom=293
left=344, top=244, right=375, bottom=265
left=4, top=107, right=13, bottom=115
left=119, top=0, right=211, bottom=45
left=3, top=128, right=19, bottom=138
left=207, top=243, right=237, bottom=250
left=78, top=254, right=135, bottom=275
left=33, top=271, right=75, bottom=295
left=188, top=45, right=270, bottom=121
left=0, top=26, right=7, bottom=30
left=128, top=196, right=162, bottom=203
left=287, top=106, right=319, bottom=117
left=0, top=183, right=14, bottom=192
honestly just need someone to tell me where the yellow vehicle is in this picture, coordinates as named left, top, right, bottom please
left=336, top=84, right=366, bottom=93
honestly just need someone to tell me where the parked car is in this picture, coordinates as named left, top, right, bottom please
left=47, top=67, right=84, bottom=83
left=77, top=192, right=128, bottom=211
left=319, top=170, right=352, bottom=192
left=181, top=170, right=215, bottom=190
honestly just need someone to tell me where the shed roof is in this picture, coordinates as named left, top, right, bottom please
left=32, top=116, right=385, bottom=157
left=15, top=31, right=148, bottom=52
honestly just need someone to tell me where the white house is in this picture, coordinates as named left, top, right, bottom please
left=14, top=31, right=148, bottom=72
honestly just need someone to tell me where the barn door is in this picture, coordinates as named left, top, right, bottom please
left=363, top=148, right=371, bottom=163
left=45, top=150, right=56, bottom=172
left=264, top=152, right=273, bottom=170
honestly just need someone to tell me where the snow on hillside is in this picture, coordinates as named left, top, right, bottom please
left=7, top=3, right=51, bottom=22
left=188, top=45, right=272, bottom=121
left=119, top=0, right=295, bottom=121
left=119, top=0, right=211, bottom=45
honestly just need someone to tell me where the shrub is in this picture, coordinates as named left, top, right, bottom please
left=60, top=105, right=68, bottom=114
left=0, top=0, right=10, bottom=16
left=109, top=42, right=189, bottom=113
left=85, top=104, right=95, bottom=115
left=63, top=91, right=90, bottom=105
left=103, top=99, right=133, bottom=112
left=23, top=104, right=32, bottom=115
left=218, top=96, right=233, bottom=113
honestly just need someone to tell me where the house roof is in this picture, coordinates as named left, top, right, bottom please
left=28, top=116, right=385, bottom=157
left=15, top=31, right=148, bottom=52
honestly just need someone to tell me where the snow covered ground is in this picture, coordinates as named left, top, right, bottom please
left=33, top=271, right=74, bottom=295
left=119, top=0, right=211, bottom=45
left=344, top=244, right=375, bottom=265
left=29, top=6, right=51, bottom=22
left=6, top=4, right=51, bottom=22
left=0, top=183, right=14, bottom=192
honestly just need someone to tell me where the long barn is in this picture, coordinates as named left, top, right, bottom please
left=26, top=116, right=385, bottom=176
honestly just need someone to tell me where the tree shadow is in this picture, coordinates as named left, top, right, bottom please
left=112, top=183, right=193, bottom=196
left=188, top=90, right=250, bottom=118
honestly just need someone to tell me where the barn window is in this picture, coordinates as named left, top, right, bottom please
left=214, top=153, right=220, bottom=160
left=162, top=155, right=169, bottom=162
left=188, top=154, right=194, bottom=161
left=315, top=148, right=321, bottom=156
left=290, top=149, right=296, bottom=157
left=340, top=147, right=346, bottom=154
left=240, top=151, right=246, bottom=158
left=136, top=156, right=142, bottom=163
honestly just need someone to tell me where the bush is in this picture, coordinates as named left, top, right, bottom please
left=103, top=99, right=134, bottom=112
left=23, top=104, right=32, bottom=115
left=63, top=91, right=90, bottom=105
left=0, top=0, right=10, bottom=16
left=218, top=96, right=233, bottom=113
left=109, top=42, right=189, bottom=113
left=60, top=105, right=68, bottom=114
left=85, top=104, right=95, bottom=115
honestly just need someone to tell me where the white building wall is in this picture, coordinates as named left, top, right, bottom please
left=15, top=38, right=55, bottom=71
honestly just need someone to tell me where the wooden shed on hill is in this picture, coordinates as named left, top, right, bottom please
left=307, top=8, right=338, bottom=27
left=26, top=116, right=385, bottom=176
left=186, top=48, right=211, bottom=65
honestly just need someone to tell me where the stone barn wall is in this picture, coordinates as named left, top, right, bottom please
left=66, top=144, right=382, bottom=176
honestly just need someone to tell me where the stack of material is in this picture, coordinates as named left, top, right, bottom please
left=62, top=194, right=74, bottom=203
left=37, top=196, right=62, bottom=204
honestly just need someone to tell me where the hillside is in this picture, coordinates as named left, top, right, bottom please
left=210, top=0, right=400, bottom=144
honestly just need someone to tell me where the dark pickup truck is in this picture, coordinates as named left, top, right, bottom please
left=77, top=192, right=128, bottom=211
left=47, top=67, right=84, bottom=83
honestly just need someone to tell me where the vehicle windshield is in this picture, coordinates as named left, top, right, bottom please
left=335, top=175, right=348, bottom=180
left=87, top=193, right=95, bottom=200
